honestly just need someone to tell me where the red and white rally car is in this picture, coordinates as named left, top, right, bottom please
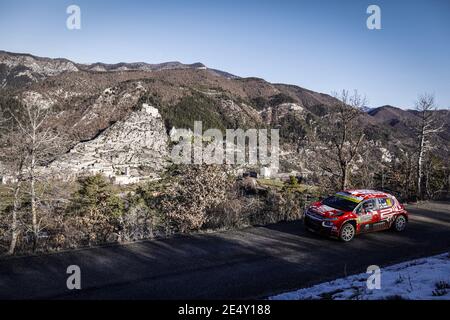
left=304, top=189, right=408, bottom=242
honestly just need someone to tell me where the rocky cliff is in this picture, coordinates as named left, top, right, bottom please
left=48, top=103, right=169, bottom=183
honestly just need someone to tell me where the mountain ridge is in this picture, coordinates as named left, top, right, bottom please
left=0, top=50, right=448, bottom=183
left=0, top=50, right=238, bottom=88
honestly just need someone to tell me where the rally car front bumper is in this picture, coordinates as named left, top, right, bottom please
left=303, top=210, right=338, bottom=237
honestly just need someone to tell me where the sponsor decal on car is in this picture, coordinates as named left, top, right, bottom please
left=358, top=214, right=372, bottom=223
left=336, top=192, right=363, bottom=203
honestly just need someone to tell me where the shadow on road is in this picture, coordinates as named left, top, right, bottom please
left=0, top=202, right=449, bottom=299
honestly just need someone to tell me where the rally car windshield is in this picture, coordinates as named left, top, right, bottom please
left=322, top=196, right=360, bottom=212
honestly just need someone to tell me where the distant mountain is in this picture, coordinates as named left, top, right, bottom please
left=0, top=50, right=448, bottom=179
left=367, top=105, right=450, bottom=150
left=78, top=61, right=207, bottom=72
left=359, top=105, right=374, bottom=113
left=368, top=105, right=418, bottom=130
left=0, top=50, right=238, bottom=88
left=0, top=50, right=79, bottom=87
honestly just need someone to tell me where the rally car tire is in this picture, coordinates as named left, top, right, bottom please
left=393, top=215, right=407, bottom=232
left=339, top=223, right=355, bottom=242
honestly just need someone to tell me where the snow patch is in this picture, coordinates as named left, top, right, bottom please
left=270, top=253, right=450, bottom=300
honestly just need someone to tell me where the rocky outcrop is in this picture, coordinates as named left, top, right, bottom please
left=48, top=103, right=169, bottom=183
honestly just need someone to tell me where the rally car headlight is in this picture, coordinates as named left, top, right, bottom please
left=322, top=221, right=334, bottom=227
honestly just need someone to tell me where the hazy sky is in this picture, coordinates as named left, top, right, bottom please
left=0, top=0, right=449, bottom=109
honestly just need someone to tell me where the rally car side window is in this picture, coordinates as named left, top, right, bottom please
left=355, top=199, right=378, bottom=215
left=378, top=197, right=393, bottom=209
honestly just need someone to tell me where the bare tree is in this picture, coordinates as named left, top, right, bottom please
left=0, top=99, right=24, bottom=255
left=9, top=102, right=58, bottom=251
left=3, top=131, right=28, bottom=255
left=414, top=94, right=443, bottom=199
left=318, top=90, right=366, bottom=190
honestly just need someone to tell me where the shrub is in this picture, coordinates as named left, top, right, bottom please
left=66, top=174, right=125, bottom=246
left=289, top=175, right=298, bottom=186
left=118, top=197, right=155, bottom=242
left=205, top=198, right=245, bottom=230
left=156, top=164, right=233, bottom=233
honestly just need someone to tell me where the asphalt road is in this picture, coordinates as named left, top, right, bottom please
left=0, top=201, right=449, bottom=300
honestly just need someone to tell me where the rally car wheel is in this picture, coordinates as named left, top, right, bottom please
left=393, top=215, right=407, bottom=232
left=340, top=223, right=355, bottom=242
